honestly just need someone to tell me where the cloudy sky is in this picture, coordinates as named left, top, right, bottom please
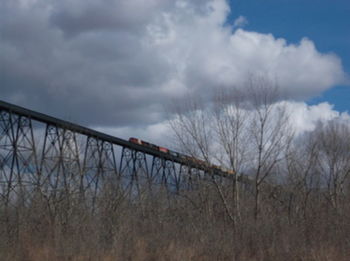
left=1, top=0, right=349, bottom=146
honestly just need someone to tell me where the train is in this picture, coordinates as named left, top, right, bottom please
left=128, top=137, right=235, bottom=176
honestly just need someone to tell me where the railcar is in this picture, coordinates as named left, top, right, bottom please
left=129, top=137, right=142, bottom=145
left=227, top=169, right=235, bottom=175
left=129, top=137, right=235, bottom=176
left=129, top=137, right=169, bottom=154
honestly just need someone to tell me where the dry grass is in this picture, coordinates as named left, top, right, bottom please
left=1, top=186, right=350, bottom=261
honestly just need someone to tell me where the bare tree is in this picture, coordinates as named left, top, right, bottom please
left=169, top=76, right=293, bottom=221
left=244, top=77, right=293, bottom=220
left=211, top=88, right=251, bottom=224
left=314, top=120, right=350, bottom=210
left=169, top=96, right=215, bottom=162
left=169, top=94, right=241, bottom=226
left=285, top=130, right=321, bottom=221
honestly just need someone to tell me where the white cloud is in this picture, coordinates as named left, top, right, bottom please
left=233, top=15, right=248, bottom=29
left=285, top=101, right=350, bottom=135
left=0, top=0, right=347, bottom=129
left=143, top=0, right=346, bottom=101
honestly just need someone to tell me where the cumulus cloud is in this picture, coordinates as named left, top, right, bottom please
left=0, top=0, right=347, bottom=129
left=285, top=102, right=350, bottom=135
left=49, top=0, right=174, bottom=37
left=233, top=15, right=248, bottom=29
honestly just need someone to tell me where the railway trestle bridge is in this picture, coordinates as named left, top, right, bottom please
left=0, top=100, right=246, bottom=208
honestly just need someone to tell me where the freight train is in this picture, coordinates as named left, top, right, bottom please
left=129, top=137, right=235, bottom=176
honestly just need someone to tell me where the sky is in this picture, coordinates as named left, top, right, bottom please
left=229, top=0, right=350, bottom=112
left=0, top=0, right=349, bottom=147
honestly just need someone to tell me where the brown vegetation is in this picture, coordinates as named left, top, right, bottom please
left=1, top=180, right=350, bottom=261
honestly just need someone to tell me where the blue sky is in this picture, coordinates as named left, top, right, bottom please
left=229, top=0, right=350, bottom=112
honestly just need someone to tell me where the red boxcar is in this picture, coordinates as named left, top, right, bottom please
left=129, top=137, right=142, bottom=145
left=159, top=147, right=169, bottom=153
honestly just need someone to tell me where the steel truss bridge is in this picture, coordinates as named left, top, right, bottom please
left=0, top=100, right=246, bottom=208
